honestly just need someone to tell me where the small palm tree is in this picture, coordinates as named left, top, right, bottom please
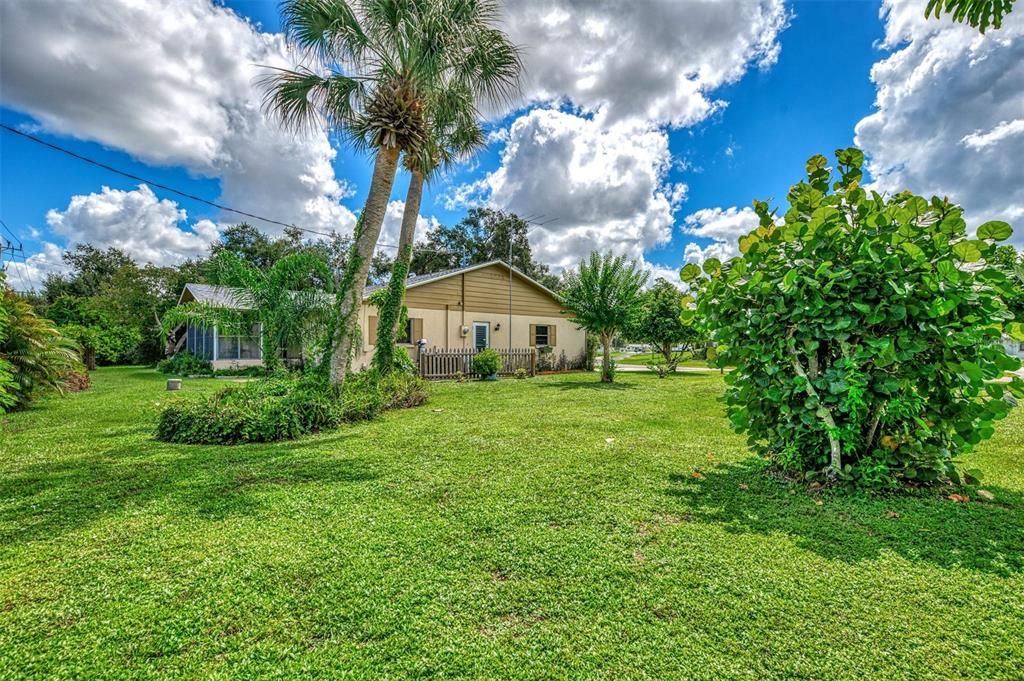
left=162, top=251, right=332, bottom=371
left=1, top=284, right=83, bottom=411
left=262, top=0, right=521, bottom=385
left=561, top=252, right=649, bottom=383
left=373, top=83, right=486, bottom=372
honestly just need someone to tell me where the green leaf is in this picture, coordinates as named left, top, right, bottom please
left=782, top=269, right=798, bottom=291
left=977, top=220, right=1012, bottom=241
left=703, top=258, right=722, bottom=277
left=901, top=242, right=924, bottom=259
left=952, top=240, right=982, bottom=262
left=959, top=360, right=983, bottom=384
left=680, top=263, right=701, bottom=283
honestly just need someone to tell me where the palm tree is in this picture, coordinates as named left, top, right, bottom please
left=373, top=84, right=486, bottom=372
left=162, top=251, right=333, bottom=371
left=1, top=285, right=83, bottom=411
left=925, top=0, right=1015, bottom=32
left=262, top=0, right=521, bottom=386
left=561, top=252, right=649, bottom=383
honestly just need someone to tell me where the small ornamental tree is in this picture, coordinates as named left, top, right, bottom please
left=686, top=148, right=1024, bottom=488
left=562, top=252, right=649, bottom=383
left=629, top=278, right=703, bottom=373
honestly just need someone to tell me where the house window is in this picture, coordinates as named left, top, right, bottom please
left=473, top=322, right=489, bottom=352
left=186, top=323, right=215, bottom=360
left=531, top=323, right=556, bottom=348
left=397, top=319, right=414, bottom=344
left=534, top=324, right=550, bottom=347
left=216, top=324, right=262, bottom=361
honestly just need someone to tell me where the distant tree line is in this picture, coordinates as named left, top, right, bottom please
left=27, top=209, right=558, bottom=367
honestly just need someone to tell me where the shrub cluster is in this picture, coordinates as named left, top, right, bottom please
left=689, top=148, right=1024, bottom=488
left=155, top=370, right=428, bottom=444
left=472, top=348, right=502, bottom=377
left=156, top=351, right=213, bottom=376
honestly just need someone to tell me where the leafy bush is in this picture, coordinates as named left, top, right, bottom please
left=155, top=370, right=428, bottom=444
left=1, top=284, right=83, bottom=412
left=157, top=351, right=213, bottom=376
left=514, top=367, right=528, bottom=379
left=213, top=366, right=267, bottom=378
left=687, top=148, right=1024, bottom=488
left=472, top=348, right=502, bottom=377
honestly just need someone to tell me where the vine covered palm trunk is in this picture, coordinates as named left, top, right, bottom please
left=329, top=146, right=401, bottom=385
left=373, top=168, right=424, bottom=373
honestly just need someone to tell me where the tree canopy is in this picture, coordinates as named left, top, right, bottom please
left=410, top=208, right=560, bottom=290
left=687, top=147, right=1024, bottom=488
left=562, top=252, right=648, bottom=383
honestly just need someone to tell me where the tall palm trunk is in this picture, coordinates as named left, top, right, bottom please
left=329, top=146, right=401, bottom=385
left=373, top=168, right=424, bottom=372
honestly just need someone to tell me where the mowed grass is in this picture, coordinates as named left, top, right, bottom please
left=1, top=368, right=1023, bottom=680
left=616, top=353, right=711, bottom=368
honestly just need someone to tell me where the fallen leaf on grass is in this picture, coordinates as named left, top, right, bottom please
left=948, top=493, right=970, bottom=503
left=738, top=483, right=749, bottom=491
left=814, top=499, right=823, bottom=506
left=976, top=489, right=994, bottom=501
left=691, top=471, right=703, bottom=479
left=885, top=511, right=901, bottom=519
left=605, top=438, right=615, bottom=444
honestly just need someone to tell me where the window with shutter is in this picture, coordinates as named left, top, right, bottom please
left=533, top=324, right=550, bottom=346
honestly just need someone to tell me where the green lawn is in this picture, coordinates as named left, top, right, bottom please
left=2, top=368, right=1023, bottom=679
left=616, top=352, right=711, bottom=368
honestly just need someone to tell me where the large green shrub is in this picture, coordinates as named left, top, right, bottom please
left=155, top=370, right=428, bottom=444
left=687, top=148, right=1024, bottom=488
left=472, top=348, right=502, bottom=378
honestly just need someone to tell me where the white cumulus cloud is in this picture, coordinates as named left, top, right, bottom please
left=44, top=184, right=219, bottom=267
left=0, top=0, right=357, bottom=237
left=680, top=206, right=760, bottom=265
left=503, top=0, right=789, bottom=127
left=854, top=1, right=1024, bottom=235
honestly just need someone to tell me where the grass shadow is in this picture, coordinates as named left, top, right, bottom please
left=537, top=380, right=635, bottom=391
left=0, top=442, right=379, bottom=544
left=665, top=459, right=1024, bottom=576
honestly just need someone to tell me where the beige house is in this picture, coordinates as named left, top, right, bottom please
left=172, top=261, right=585, bottom=373
left=354, top=260, right=585, bottom=371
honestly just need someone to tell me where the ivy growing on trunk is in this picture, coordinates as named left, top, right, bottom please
left=686, top=148, right=1024, bottom=488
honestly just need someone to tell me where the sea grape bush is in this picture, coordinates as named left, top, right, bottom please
left=685, top=148, right=1024, bottom=488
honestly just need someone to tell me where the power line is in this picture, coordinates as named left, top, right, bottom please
left=0, top=123, right=458, bottom=256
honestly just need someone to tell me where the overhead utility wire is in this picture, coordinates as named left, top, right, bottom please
left=0, top=124, right=458, bottom=256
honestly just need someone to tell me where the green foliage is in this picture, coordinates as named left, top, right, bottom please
left=0, top=284, right=83, bottom=411
left=694, top=147, right=1024, bottom=488
left=155, top=370, right=427, bottom=444
left=629, top=278, right=703, bottom=372
left=513, top=367, right=528, bottom=379
left=372, top=244, right=412, bottom=373
left=561, top=252, right=648, bottom=382
left=472, top=348, right=502, bottom=377
left=409, top=208, right=561, bottom=289
left=60, top=322, right=142, bottom=367
left=162, top=250, right=333, bottom=371
left=925, top=0, right=1015, bottom=32
left=156, top=351, right=214, bottom=376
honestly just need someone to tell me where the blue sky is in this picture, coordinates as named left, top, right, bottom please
left=2, top=0, right=1022, bottom=288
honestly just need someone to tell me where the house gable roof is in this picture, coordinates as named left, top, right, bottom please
left=177, top=260, right=561, bottom=311
left=365, top=260, right=561, bottom=303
